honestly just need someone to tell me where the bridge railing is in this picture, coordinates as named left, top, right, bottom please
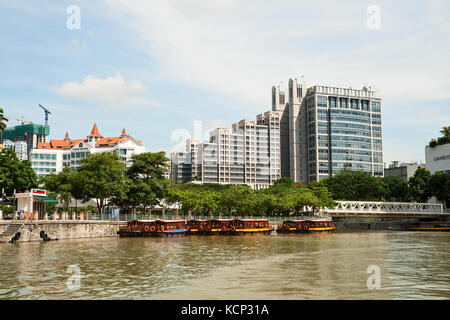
left=325, top=201, right=445, bottom=216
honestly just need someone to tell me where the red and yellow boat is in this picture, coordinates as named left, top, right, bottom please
left=230, top=219, right=272, bottom=235
left=186, top=219, right=209, bottom=235
left=276, top=218, right=335, bottom=234
left=118, top=219, right=187, bottom=237
left=409, top=221, right=450, bottom=232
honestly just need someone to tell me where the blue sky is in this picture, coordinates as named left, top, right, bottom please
left=1, top=0, right=449, bottom=165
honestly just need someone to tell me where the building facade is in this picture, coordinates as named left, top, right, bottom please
left=29, top=123, right=145, bottom=176
left=171, top=111, right=282, bottom=189
left=425, top=143, right=450, bottom=175
left=272, top=78, right=384, bottom=182
left=384, top=161, right=425, bottom=180
left=3, top=124, right=50, bottom=157
left=3, top=139, right=28, bottom=161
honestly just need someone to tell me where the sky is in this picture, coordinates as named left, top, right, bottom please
left=0, top=0, right=449, bottom=165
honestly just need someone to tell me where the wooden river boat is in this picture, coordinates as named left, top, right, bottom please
left=230, top=219, right=272, bottom=235
left=118, top=219, right=187, bottom=237
left=408, top=221, right=450, bottom=232
left=186, top=219, right=209, bottom=235
left=276, top=218, right=335, bottom=233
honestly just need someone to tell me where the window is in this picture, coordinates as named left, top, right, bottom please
left=350, top=99, right=359, bottom=110
left=328, top=96, right=337, bottom=108
left=371, top=101, right=381, bottom=113
left=317, top=95, right=327, bottom=108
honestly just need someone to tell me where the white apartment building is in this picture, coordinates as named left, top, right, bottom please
left=3, top=139, right=28, bottom=161
left=171, top=111, right=281, bottom=189
left=29, top=123, right=145, bottom=176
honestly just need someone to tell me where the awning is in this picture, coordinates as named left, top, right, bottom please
left=34, top=195, right=58, bottom=203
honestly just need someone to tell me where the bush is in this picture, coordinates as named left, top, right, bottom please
left=429, top=139, right=438, bottom=148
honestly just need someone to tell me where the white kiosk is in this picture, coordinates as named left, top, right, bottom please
left=14, top=189, right=58, bottom=221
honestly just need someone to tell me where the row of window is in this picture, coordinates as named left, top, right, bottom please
left=315, top=96, right=382, bottom=112
left=32, top=153, right=56, bottom=160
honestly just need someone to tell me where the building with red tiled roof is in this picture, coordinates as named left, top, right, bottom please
left=29, top=123, right=145, bottom=176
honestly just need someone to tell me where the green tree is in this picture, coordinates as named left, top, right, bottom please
left=43, top=167, right=74, bottom=211
left=126, top=152, right=170, bottom=213
left=440, top=126, right=450, bottom=140
left=408, top=168, right=432, bottom=202
left=78, top=152, right=127, bottom=219
left=319, top=169, right=385, bottom=201
left=383, top=176, right=410, bottom=202
left=429, top=172, right=450, bottom=210
left=0, top=108, right=8, bottom=144
left=0, top=148, right=38, bottom=195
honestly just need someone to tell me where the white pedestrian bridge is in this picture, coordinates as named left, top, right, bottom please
left=323, top=201, right=446, bottom=217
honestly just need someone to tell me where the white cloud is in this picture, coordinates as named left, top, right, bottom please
left=105, top=0, right=450, bottom=107
left=99, top=0, right=450, bottom=162
left=53, top=73, right=159, bottom=107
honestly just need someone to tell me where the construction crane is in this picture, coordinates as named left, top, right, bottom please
left=38, top=104, right=51, bottom=126
left=4, top=115, right=33, bottom=125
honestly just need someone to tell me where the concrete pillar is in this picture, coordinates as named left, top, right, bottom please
left=12, top=211, right=17, bottom=221
left=80, top=212, right=84, bottom=221
left=44, top=213, right=48, bottom=221
left=0, top=210, right=2, bottom=220
left=71, top=212, right=75, bottom=220
left=34, top=211, right=39, bottom=222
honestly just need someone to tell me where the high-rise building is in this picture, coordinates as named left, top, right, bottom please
left=272, top=78, right=383, bottom=182
left=171, top=111, right=281, bottom=189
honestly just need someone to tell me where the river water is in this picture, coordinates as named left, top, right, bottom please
left=0, top=231, right=449, bottom=300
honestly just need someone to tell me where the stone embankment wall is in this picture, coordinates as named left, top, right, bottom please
left=0, top=221, right=126, bottom=243
left=333, top=217, right=421, bottom=230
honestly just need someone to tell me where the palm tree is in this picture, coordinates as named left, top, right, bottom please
left=0, top=108, right=8, bottom=144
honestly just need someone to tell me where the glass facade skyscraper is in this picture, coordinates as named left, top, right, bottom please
left=272, top=79, right=383, bottom=182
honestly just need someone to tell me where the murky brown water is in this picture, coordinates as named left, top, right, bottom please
left=0, top=231, right=449, bottom=300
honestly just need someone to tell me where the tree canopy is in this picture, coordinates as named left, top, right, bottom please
left=0, top=147, right=38, bottom=195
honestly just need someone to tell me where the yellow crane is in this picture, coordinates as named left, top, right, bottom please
left=4, top=115, right=34, bottom=125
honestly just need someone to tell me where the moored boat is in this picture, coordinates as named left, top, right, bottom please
left=186, top=219, right=208, bottom=235
left=409, top=221, right=450, bottom=232
left=230, top=219, right=272, bottom=235
left=118, top=219, right=187, bottom=237
left=207, top=219, right=234, bottom=235
left=276, top=218, right=335, bottom=233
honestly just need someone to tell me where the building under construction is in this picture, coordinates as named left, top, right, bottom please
left=3, top=123, right=50, bottom=157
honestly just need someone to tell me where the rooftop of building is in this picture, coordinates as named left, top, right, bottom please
left=37, top=123, right=142, bottom=150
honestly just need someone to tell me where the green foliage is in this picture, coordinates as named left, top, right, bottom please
left=46, top=192, right=58, bottom=213
left=78, top=152, right=127, bottom=216
left=319, top=169, right=385, bottom=201
left=111, top=152, right=170, bottom=214
left=164, top=180, right=335, bottom=217
left=383, top=176, right=410, bottom=202
left=0, top=108, right=8, bottom=143
left=0, top=148, right=38, bottom=194
left=429, top=126, right=450, bottom=147
left=43, top=166, right=74, bottom=210
left=408, top=168, right=432, bottom=202
left=429, top=172, right=450, bottom=207
left=0, top=204, right=14, bottom=216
